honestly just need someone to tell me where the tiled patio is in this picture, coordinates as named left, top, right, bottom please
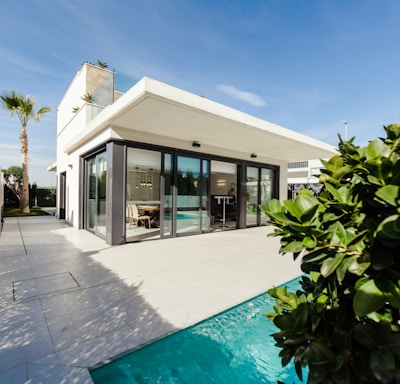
left=0, top=216, right=302, bottom=383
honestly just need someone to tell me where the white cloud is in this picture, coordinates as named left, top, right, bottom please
left=0, top=143, right=20, bottom=166
left=0, top=143, right=19, bottom=150
left=216, top=84, right=267, bottom=107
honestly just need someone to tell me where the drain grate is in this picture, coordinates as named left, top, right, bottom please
left=13, top=272, right=80, bottom=301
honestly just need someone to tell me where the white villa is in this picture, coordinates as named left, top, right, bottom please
left=55, top=63, right=336, bottom=245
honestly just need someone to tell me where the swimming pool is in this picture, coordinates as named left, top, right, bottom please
left=90, top=277, right=306, bottom=383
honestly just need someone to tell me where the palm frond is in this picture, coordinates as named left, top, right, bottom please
left=1, top=91, right=51, bottom=125
left=35, top=106, right=52, bottom=122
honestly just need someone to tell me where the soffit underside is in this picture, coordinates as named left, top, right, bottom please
left=110, top=96, right=336, bottom=162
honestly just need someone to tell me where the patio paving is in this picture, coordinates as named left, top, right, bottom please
left=0, top=216, right=302, bottom=383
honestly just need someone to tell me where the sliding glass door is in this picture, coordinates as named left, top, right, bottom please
left=86, top=151, right=107, bottom=237
left=246, top=166, right=274, bottom=227
left=246, top=167, right=259, bottom=226
left=210, top=160, right=237, bottom=230
left=176, top=156, right=203, bottom=235
left=126, top=147, right=161, bottom=242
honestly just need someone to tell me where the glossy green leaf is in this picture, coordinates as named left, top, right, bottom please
left=328, top=221, right=347, bottom=246
left=275, top=286, right=299, bottom=309
left=321, top=155, right=343, bottom=174
left=310, top=341, right=336, bottom=364
left=375, top=278, right=400, bottom=308
left=366, top=157, right=393, bottom=183
left=281, top=241, right=304, bottom=254
left=375, top=185, right=400, bottom=207
left=268, top=199, right=285, bottom=214
left=324, top=183, right=343, bottom=202
left=322, top=212, right=342, bottom=223
left=321, top=252, right=345, bottom=277
left=267, top=211, right=291, bottom=224
left=283, top=194, right=318, bottom=221
left=274, top=314, right=294, bottom=331
left=331, top=165, right=353, bottom=182
left=346, top=229, right=368, bottom=247
left=302, top=247, right=331, bottom=264
left=385, top=123, right=400, bottom=140
left=316, top=294, right=328, bottom=313
left=377, top=214, right=400, bottom=240
left=390, top=159, right=400, bottom=184
left=347, top=259, right=370, bottom=276
left=371, top=349, right=395, bottom=383
left=352, top=323, right=378, bottom=348
left=303, top=235, right=317, bottom=248
left=336, top=256, right=355, bottom=283
left=300, top=203, right=320, bottom=223
left=367, top=174, right=382, bottom=186
left=366, top=139, right=391, bottom=159
left=353, top=279, right=386, bottom=317
left=293, top=302, right=309, bottom=329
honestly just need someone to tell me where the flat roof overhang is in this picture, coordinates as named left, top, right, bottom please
left=64, top=77, right=337, bottom=161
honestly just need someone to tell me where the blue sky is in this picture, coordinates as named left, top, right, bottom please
left=1, top=0, right=400, bottom=186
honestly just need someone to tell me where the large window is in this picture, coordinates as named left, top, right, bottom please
left=162, top=153, right=173, bottom=238
left=85, top=151, right=107, bottom=237
left=210, top=160, right=237, bottom=230
left=123, top=145, right=276, bottom=242
left=126, top=148, right=161, bottom=242
left=176, top=156, right=201, bottom=235
left=162, top=154, right=210, bottom=238
left=246, top=166, right=275, bottom=227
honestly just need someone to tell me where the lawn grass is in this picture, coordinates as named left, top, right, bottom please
left=4, top=207, right=52, bottom=217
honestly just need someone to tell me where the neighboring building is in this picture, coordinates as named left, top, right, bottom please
left=56, top=63, right=336, bottom=245
left=287, top=158, right=326, bottom=199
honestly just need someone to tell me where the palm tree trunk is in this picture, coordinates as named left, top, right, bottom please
left=20, top=125, right=30, bottom=213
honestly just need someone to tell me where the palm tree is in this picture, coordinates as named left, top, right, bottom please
left=0, top=92, right=51, bottom=213
left=96, top=60, right=108, bottom=69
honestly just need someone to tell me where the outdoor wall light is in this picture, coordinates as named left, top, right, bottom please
left=68, top=164, right=73, bottom=169
left=251, top=153, right=257, bottom=158
left=192, top=141, right=201, bottom=148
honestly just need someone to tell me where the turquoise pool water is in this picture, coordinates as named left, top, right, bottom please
left=90, top=278, right=306, bottom=383
left=164, top=213, right=198, bottom=221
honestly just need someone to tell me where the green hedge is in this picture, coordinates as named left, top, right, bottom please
left=4, top=185, right=56, bottom=208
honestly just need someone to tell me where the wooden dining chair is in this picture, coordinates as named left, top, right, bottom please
left=127, top=204, right=151, bottom=229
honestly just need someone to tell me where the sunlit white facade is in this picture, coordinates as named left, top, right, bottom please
left=56, top=63, right=336, bottom=245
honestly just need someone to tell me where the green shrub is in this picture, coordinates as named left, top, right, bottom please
left=263, top=124, right=400, bottom=383
left=35, top=187, right=56, bottom=207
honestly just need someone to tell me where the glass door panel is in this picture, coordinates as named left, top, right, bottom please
left=162, top=153, right=173, bottom=238
left=96, top=154, right=107, bottom=237
left=246, top=166, right=259, bottom=226
left=210, top=160, right=237, bottom=230
left=260, top=168, right=274, bottom=224
left=177, top=156, right=201, bottom=235
left=87, top=157, right=96, bottom=231
left=201, top=160, right=210, bottom=232
left=126, top=147, right=161, bottom=242
left=85, top=151, right=107, bottom=237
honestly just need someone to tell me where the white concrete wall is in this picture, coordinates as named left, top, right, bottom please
left=57, top=64, right=115, bottom=227
left=57, top=127, right=114, bottom=227
left=57, top=65, right=88, bottom=133
left=57, top=64, right=113, bottom=134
